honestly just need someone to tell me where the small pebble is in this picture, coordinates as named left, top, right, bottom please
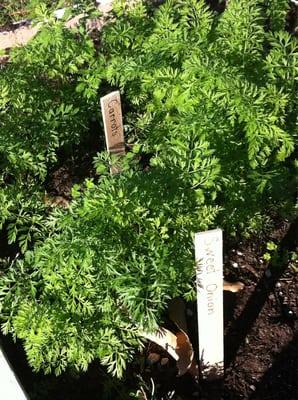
left=236, top=250, right=243, bottom=256
left=281, top=305, right=296, bottom=320
left=259, top=259, right=264, bottom=264
left=232, top=262, right=238, bottom=268
left=275, top=282, right=281, bottom=288
left=250, top=385, right=256, bottom=391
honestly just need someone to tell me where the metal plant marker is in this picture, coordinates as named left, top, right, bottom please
left=195, top=229, right=224, bottom=379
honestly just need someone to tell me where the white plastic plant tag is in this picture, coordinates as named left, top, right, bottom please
left=195, top=228, right=224, bottom=379
left=0, top=346, right=29, bottom=400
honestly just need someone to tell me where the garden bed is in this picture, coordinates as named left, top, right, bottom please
left=0, top=1, right=297, bottom=399
left=1, top=217, right=297, bottom=399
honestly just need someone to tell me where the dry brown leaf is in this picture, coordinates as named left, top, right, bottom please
left=223, top=280, right=245, bottom=293
left=136, top=387, right=148, bottom=400
left=143, top=328, right=196, bottom=377
left=142, top=328, right=178, bottom=361
left=175, top=330, right=194, bottom=376
left=168, top=297, right=198, bottom=377
left=143, top=297, right=197, bottom=377
left=0, top=55, right=9, bottom=65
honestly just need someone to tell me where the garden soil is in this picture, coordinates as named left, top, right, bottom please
left=139, top=218, right=298, bottom=400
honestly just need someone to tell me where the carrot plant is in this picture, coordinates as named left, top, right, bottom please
left=0, top=8, right=102, bottom=251
left=0, top=0, right=297, bottom=378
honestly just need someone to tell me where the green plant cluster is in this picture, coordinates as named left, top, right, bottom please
left=0, top=5, right=101, bottom=251
left=0, top=0, right=297, bottom=379
left=0, top=0, right=30, bottom=25
left=102, top=0, right=297, bottom=233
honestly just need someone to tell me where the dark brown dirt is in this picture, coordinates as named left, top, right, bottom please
left=224, top=274, right=297, bottom=400
left=222, top=219, right=298, bottom=400
left=139, top=218, right=298, bottom=400
left=45, top=119, right=103, bottom=200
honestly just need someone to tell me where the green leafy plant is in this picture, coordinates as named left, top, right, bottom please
left=0, top=0, right=297, bottom=379
left=101, top=0, right=297, bottom=235
left=263, top=240, right=278, bottom=261
left=288, top=251, right=298, bottom=272
left=0, top=7, right=102, bottom=250
left=0, top=151, right=219, bottom=377
left=0, top=0, right=29, bottom=25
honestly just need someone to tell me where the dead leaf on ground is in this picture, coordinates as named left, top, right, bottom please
left=175, top=330, right=194, bottom=376
left=223, top=280, right=245, bottom=293
left=142, top=328, right=178, bottom=361
left=96, top=0, right=114, bottom=15
left=168, top=297, right=199, bottom=377
left=143, top=328, right=197, bottom=377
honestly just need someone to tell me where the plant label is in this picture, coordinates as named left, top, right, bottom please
left=195, top=228, right=223, bottom=379
left=100, top=91, right=125, bottom=156
left=0, top=346, right=29, bottom=399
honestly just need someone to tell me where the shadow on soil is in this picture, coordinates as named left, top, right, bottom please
left=224, top=219, right=298, bottom=368
left=1, top=333, right=107, bottom=400
left=249, top=334, right=298, bottom=400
